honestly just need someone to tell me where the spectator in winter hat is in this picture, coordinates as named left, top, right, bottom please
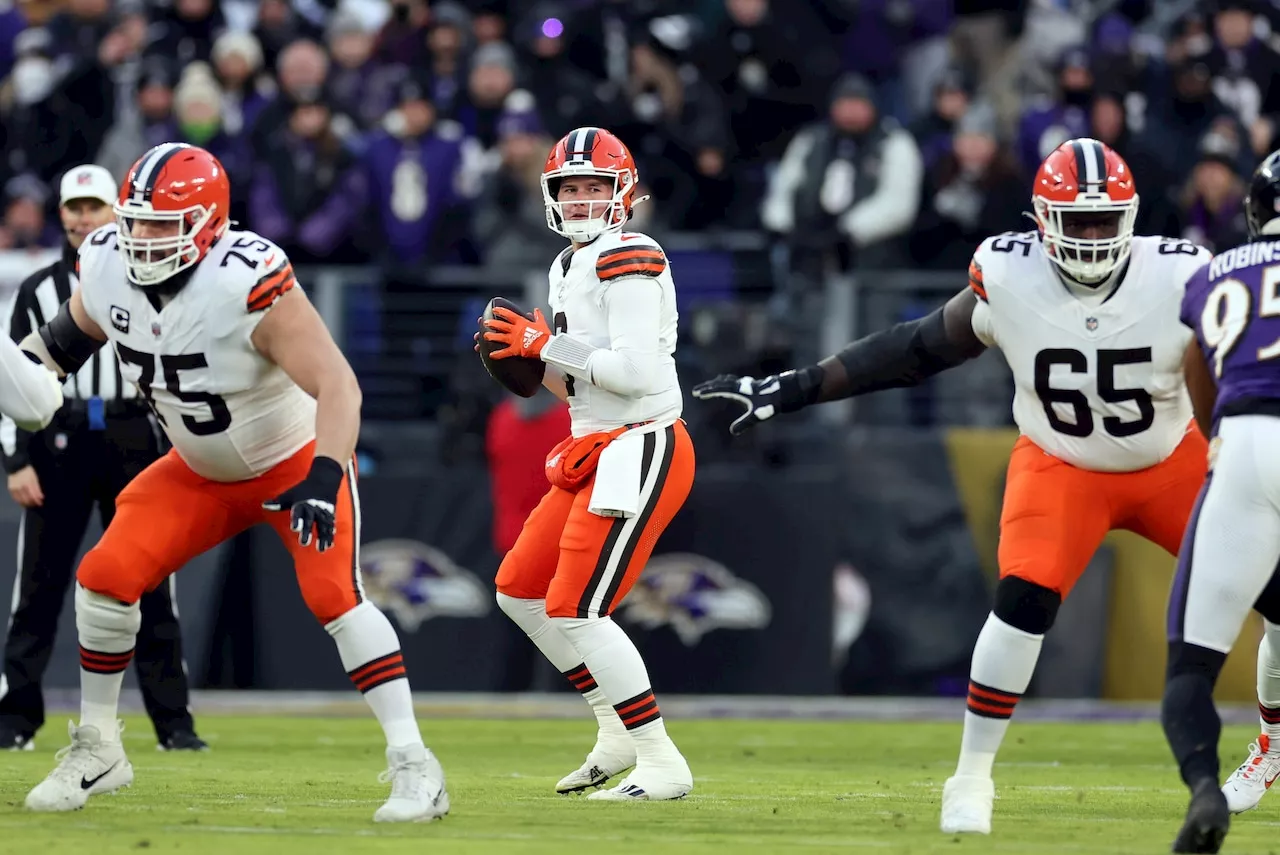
left=211, top=30, right=269, bottom=138
left=467, top=41, right=519, bottom=149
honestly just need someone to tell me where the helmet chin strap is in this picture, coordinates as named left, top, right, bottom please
left=1054, top=255, right=1128, bottom=294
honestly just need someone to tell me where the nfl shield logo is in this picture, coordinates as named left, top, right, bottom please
left=77, top=172, right=92, bottom=186
left=1085, top=317, right=1099, bottom=331
left=151, top=322, right=161, bottom=336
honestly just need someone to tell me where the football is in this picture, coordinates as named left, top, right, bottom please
left=478, top=296, right=547, bottom=398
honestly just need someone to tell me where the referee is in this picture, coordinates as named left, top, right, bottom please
left=0, top=165, right=205, bottom=751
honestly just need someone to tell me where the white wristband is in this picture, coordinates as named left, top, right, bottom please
left=542, top=334, right=596, bottom=374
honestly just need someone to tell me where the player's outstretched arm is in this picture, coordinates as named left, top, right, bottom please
left=20, top=290, right=107, bottom=378
left=6, top=290, right=109, bottom=431
left=693, top=288, right=985, bottom=435
left=0, top=336, right=64, bottom=431
left=253, top=286, right=362, bottom=552
left=1182, top=339, right=1217, bottom=440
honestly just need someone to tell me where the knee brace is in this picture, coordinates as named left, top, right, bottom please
left=553, top=615, right=619, bottom=652
left=75, top=584, right=141, bottom=652
left=76, top=546, right=147, bottom=605
left=993, top=576, right=1062, bottom=636
left=497, top=592, right=551, bottom=636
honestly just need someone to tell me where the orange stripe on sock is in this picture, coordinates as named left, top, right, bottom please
left=968, top=682, right=1020, bottom=705
left=79, top=647, right=134, bottom=664
left=614, top=693, right=656, bottom=717
left=967, top=698, right=1015, bottom=718
left=349, top=653, right=403, bottom=682
left=355, top=665, right=407, bottom=693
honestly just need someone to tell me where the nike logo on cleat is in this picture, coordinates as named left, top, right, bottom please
left=81, top=763, right=117, bottom=790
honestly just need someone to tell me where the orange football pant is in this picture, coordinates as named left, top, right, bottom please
left=997, top=426, right=1208, bottom=597
left=496, top=422, right=694, bottom=618
left=76, top=440, right=363, bottom=624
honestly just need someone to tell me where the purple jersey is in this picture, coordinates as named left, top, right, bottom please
left=1181, top=240, right=1280, bottom=422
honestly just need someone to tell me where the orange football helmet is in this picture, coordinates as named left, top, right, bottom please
left=1032, top=138, right=1138, bottom=285
left=541, top=127, right=644, bottom=241
left=114, top=142, right=231, bottom=286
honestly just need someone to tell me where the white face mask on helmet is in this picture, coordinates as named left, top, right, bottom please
left=1034, top=194, right=1139, bottom=285
left=113, top=200, right=217, bottom=287
left=541, top=166, right=634, bottom=242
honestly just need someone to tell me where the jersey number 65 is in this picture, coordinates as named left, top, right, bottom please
left=1034, top=347, right=1155, bottom=438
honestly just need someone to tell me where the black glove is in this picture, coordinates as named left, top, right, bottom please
left=263, top=456, right=344, bottom=552
left=692, top=370, right=813, bottom=436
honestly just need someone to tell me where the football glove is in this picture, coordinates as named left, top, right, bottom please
left=482, top=306, right=552, bottom=360
left=263, top=456, right=344, bottom=552
left=692, top=373, right=791, bottom=436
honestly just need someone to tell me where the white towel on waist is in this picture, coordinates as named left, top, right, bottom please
left=588, top=430, right=644, bottom=518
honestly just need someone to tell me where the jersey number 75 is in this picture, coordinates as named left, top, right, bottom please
left=116, top=345, right=232, bottom=436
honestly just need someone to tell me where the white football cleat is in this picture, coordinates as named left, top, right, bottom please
left=25, top=721, right=133, bottom=812
left=587, top=753, right=692, bottom=802
left=940, top=775, right=994, bottom=834
left=556, top=745, right=636, bottom=794
left=1223, top=734, right=1280, bottom=814
left=373, top=744, right=449, bottom=823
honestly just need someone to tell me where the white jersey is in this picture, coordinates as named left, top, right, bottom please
left=546, top=230, right=682, bottom=436
left=77, top=225, right=316, bottom=482
left=971, top=232, right=1209, bottom=473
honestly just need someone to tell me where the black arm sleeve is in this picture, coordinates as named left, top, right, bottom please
left=39, top=299, right=102, bottom=376
left=831, top=306, right=979, bottom=397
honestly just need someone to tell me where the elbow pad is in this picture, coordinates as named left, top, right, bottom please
left=38, top=300, right=101, bottom=376
left=834, top=307, right=973, bottom=396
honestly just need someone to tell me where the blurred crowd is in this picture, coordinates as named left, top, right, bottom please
left=0, top=0, right=1275, bottom=277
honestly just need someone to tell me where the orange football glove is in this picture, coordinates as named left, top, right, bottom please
left=482, top=306, right=552, bottom=359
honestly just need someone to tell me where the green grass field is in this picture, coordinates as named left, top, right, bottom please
left=0, top=715, right=1276, bottom=854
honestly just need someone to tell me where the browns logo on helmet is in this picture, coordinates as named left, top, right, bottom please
left=114, top=142, right=231, bottom=287
left=1032, top=137, right=1138, bottom=286
left=541, top=127, right=648, bottom=242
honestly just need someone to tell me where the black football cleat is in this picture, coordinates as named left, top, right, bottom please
left=158, top=730, right=209, bottom=751
left=1172, top=778, right=1230, bottom=853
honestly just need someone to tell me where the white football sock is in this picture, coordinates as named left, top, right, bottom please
left=326, top=601, right=422, bottom=748
left=76, top=585, right=140, bottom=743
left=955, top=613, right=1043, bottom=779
left=1259, top=621, right=1280, bottom=742
left=497, top=593, right=627, bottom=744
left=554, top=615, right=675, bottom=762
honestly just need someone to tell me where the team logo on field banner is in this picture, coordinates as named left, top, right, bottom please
left=618, top=553, right=771, bottom=646
left=359, top=539, right=490, bottom=631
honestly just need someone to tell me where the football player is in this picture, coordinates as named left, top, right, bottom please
left=19, top=143, right=448, bottom=822
left=694, top=138, right=1212, bottom=834
left=479, top=127, right=695, bottom=800
left=1164, top=150, right=1280, bottom=853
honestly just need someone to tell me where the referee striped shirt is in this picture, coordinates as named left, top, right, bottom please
left=0, top=245, right=135, bottom=471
